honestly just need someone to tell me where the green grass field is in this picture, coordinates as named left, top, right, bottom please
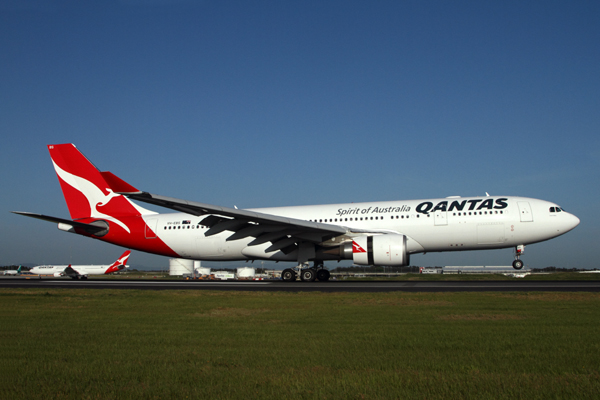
left=1, top=289, right=599, bottom=399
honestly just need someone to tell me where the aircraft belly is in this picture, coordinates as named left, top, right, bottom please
left=477, top=223, right=506, bottom=244
left=405, top=223, right=473, bottom=252
left=406, top=221, right=510, bottom=252
left=241, top=243, right=297, bottom=261
left=192, top=234, right=247, bottom=260
left=509, top=220, right=561, bottom=245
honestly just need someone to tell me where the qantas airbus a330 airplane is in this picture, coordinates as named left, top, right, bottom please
left=29, top=250, right=131, bottom=279
left=14, top=144, right=579, bottom=282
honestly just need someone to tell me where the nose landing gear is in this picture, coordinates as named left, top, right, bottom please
left=512, top=245, right=525, bottom=270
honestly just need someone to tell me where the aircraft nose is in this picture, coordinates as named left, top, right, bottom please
left=564, top=213, right=580, bottom=232
left=571, top=213, right=580, bottom=228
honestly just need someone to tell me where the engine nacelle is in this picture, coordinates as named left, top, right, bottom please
left=53, top=272, right=64, bottom=277
left=345, top=234, right=409, bottom=266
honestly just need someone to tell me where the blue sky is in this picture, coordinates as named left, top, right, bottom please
left=1, top=1, right=598, bottom=270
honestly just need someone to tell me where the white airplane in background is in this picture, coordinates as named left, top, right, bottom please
left=29, top=251, right=131, bottom=279
left=14, top=144, right=579, bottom=282
left=3, top=266, right=23, bottom=276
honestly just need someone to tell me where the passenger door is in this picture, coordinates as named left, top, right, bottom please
left=518, top=202, right=533, bottom=222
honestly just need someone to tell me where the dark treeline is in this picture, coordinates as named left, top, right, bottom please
left=0, top=265, right=29, bottom=271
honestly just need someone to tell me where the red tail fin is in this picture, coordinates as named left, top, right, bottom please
left=48, top=144, right=151, bottom=222
left=105, top=250, right=131, bottom=274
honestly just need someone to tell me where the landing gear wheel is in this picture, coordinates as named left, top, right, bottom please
left=281, top=269, right=296, bottom=282
left=316, top=269, right=330, bottom=282
left=512, top=260, right=524, bottom=270
left=300, top=268, right=316, bottom=282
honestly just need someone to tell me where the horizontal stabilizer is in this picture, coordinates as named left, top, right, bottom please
left=12, top=212, right=109, bottom=236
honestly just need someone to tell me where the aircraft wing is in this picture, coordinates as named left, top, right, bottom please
left=61, top=265, right=87, bottom=278
left=118, top=190, right=348, bottom=253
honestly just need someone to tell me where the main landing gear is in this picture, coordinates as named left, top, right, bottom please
left=512, top=245, right=525, bottom=270
left=281, top=261, right=331, bottom=282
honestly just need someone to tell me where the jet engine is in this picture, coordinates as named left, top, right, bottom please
left=340, top=234, right=410, bottom=266
left=53, top=272, right=64, bottom=277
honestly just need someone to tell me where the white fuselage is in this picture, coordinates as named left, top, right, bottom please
left=30, top=264, right=114, bottom=276
left=141, top=196, right=579, bottom=261
left=3, top=270, right=20, bottom=275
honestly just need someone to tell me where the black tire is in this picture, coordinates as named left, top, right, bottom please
left=281, top=269, right=296, bottom=282
left=512, top=260, right=524, bottom=270
left=316, top=269, right=330, bottom=281
left=300, top=268, right=316, bottom=282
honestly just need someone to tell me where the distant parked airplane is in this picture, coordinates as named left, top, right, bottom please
left=14, top=143, right=579, bottom=282
left=29, top=251, right=130, bottom=279
left=3, top=266, right=22, bottom=276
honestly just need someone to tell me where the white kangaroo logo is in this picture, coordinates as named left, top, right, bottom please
left=52, top=160, right=131, bottom=233
left=116, top=253, right=130, bottom=266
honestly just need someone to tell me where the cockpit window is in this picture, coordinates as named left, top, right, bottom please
left=550, top=207, right=565, bottom=213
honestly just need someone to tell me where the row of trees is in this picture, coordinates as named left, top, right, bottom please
left=0, top=265, right=28, bottom=271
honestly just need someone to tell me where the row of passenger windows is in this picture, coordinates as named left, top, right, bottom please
left=452, top=210, right=503, bottom=216
left=310, top=210, right=504, bottom=223
left=162, top=210, right=506, bottom=230
left=164, top=225, right=206, bottom=230
left=310, top=215, right=413, bottom=223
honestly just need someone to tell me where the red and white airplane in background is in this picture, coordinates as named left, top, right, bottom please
left=14, top=144, right=579, bottom=282
left=29, top=250, right=131, bottom=279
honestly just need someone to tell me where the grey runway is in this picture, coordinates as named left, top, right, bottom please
left=1, top=276, right=599, bottom=292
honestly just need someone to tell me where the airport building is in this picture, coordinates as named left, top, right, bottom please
left=236, top=267, right=256, bottom=280
left=169, top=259, right=210, bottom=277
left=419, top=267, right=443, bottom=274
left=443, top=266, right=531, bottom=274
